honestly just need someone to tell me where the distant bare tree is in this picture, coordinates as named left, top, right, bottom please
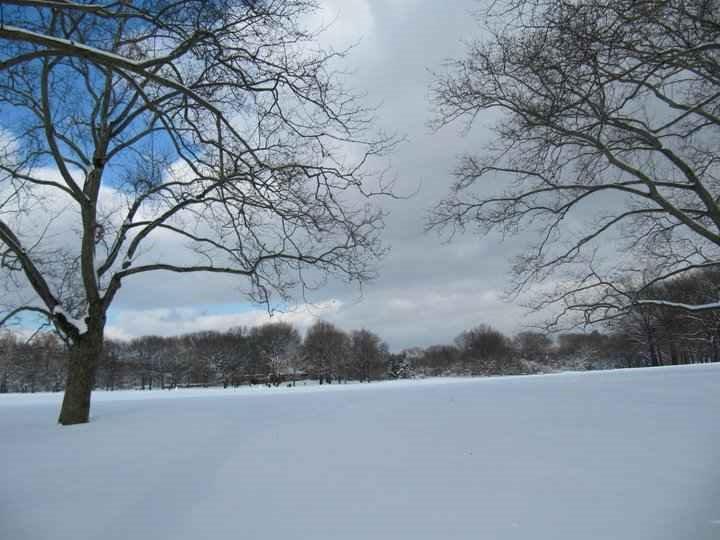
left=97, top=339, right=124, bottom=391
left=0, top=1, right=394, bottom=423
left=430, top=0, right=720, bottom=327
left=204, top=329, right=251, bottom=388
left=415, top=344, right=460, bottom=376
left=0, top=330, right=17, bottom=393
left=513, top=331, right=552, bottom=363
left=302, top=320, right=349, bottom=384
left=349, top=328, right=386, bottom=382
left=0, top=330, right=66, bottom=392
left=251, top=322, right=301, bottom=386
left=386, top=351, right=413, bottom=379
left=455, top=324, right=518, bottom=375
left=127, top=335, right=170, bottom=389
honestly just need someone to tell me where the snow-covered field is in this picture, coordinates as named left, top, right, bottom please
left=2, top=365, right=720, bottom=540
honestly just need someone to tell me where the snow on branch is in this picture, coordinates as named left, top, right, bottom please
left=634, top=299, right=720, bottom=313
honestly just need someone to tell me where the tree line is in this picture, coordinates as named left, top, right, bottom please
left=611, top=268, right=720, bottom=367
left=4, top=269, right=718, bottom=394
left=0, top=321, right=389, bottom=393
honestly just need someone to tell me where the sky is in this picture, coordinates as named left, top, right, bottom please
left=6, top=0, right=542, bottom=351
left=109, top=0, right=536, bottom=350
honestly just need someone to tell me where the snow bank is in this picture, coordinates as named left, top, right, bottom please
left=2, top=364, right=720, bottom=539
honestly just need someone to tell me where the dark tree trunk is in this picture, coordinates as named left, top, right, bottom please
left=58, top=333, right=103, bottom=425
left=669, top=341, right=679, bottom=366
left=647, top=331, right=660, bottom=367
left=648, top=342, right=659, bottom=367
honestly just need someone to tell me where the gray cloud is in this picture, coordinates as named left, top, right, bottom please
left=17, top=0, right=540, bottom=350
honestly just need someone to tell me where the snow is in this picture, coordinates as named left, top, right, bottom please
left=2, top=25, right=148, bottom=69
left=52, top=305, right=88, bottom=334
left=2, top=365, right=720, bottom=540
left=636, top=299, right=720, bottom=312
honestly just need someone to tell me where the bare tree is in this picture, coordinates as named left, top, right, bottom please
left=0, top=1, right=394, bottom=424
left=251, top=322, right=301, bottom=386
left=429, top=0, right=720, bottom=327
left=513, top=331, right=552, bottom=363
left=414, top=344, right=461, bottom=376
left=455, top=324, right=518, bottom=375
left=201, top=329, right=251, bottom=388
left=349, top=328, right=386, bottom=382
left=0, top=330, right=18, bottom=393
left=302, top=320, right=349, bottom=384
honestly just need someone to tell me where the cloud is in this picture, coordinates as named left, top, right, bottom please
left=106, top=300, right=342, bottom=341
left=4, top=0, right=547, bottom=350
left=313, top=0, right=376, bottom=49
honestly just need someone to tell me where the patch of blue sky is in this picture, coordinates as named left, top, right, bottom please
left=9, top=301, right=270, bottom=339
left=0, top=33, right=186, bottom=193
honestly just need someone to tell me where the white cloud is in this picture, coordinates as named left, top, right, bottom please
left=313, top=0, right=376, bottom=50
left=4, top=0, right=548, bottom=350
left=106, top=300, right=342, bottom=341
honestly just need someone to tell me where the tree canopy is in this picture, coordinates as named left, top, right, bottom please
left=0, top=0, right=394, bottom=423
left=430, top=0, right=720, bottom=327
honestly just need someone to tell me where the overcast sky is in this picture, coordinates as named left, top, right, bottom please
left=98, top=0, right=537, bottom=350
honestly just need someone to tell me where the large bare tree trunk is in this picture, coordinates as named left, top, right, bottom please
left=58, top=333, right=103, bottom=425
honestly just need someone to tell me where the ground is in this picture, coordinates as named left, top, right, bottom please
left=2, top=365, right=720, bottom=540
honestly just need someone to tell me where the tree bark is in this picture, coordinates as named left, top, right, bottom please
left=58, top=333, right=103, bottom=425
left=669, top=341, right=680, bottom=366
